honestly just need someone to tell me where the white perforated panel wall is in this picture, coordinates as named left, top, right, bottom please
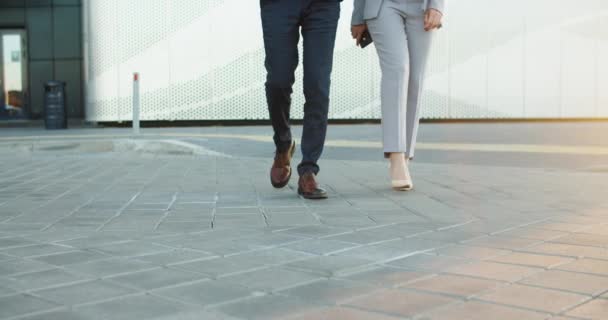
left=82, top=0, right=608, bottom=121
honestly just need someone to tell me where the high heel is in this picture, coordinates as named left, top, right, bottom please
left=389, top=156, right=414, bottom=191
left=392, top=179, right=413, bottom=191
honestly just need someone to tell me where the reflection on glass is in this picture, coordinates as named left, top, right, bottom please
left=2, top=33, right=25, bottom=119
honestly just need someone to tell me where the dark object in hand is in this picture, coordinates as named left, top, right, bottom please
left=360, top=30, right=373, bottom=48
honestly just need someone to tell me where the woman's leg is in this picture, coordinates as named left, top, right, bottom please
left=367, top=2, right=414, bottom=190
left=366, top=2, right=409, bottom=157
left=404, top=5, right=434, bottom=159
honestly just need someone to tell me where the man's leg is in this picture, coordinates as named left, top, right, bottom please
left=296, top=0, right=340, bottom=199
left=298, top=0, right=341, bottom=176
left=261, top=0, right=300, bottom=153
left=261, top=0, right=301, bottom=188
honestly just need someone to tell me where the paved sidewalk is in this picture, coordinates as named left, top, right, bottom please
left=0, top=125, right=608, bottom=319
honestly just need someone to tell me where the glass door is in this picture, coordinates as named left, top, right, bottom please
left=1, top=30, right=27, bottom=120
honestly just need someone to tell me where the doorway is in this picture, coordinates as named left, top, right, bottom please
left=1, top=29, right=28, bottom=120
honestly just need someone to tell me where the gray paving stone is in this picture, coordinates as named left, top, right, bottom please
left=17, top=310, right=91, bottom=320
left=153, top=279, right=252, bottom=307
left=380, top=237, right=451, bottom=252
left=213, top=214, right=267, bottom=228
left=223, top=267, right=322, bottom=292
left=280, top=279, right=381, bottom=305
left=0, top=253, right=13, bottom=262
left=161, top=214, right=211, bottom=223
left=324, top=230, right=402, bottom=245
left=0, top=259, right=54, bottom=277
left=216, top=294, right=320, bottom=320
left=229, top=248, right=314, bottom=266
left=33, top=250, right=111, bottom=266
left=1, top=244, right=74, bottom=258
left=108, top=267, right=207, bottom=290
left=75, top=294, right=226, bottom=320
left=54, top=216, right=108, bottom=227
left=93, top=241, right=174, bottom=258
left=215, top=207, right=261, bottom=215
left=336, top=242, right=433, bottom=262
left=178, top=238, right=262, bottom=256
left=267, top=213, right=319, bottom=227
left=33, top=280, right=138, bottom=306
left=6, top=268, right=92, bottom=291
left=134, top=249, right=215, bottom=266
left=284, top=255, right=375, bottom=277
left=0, top=294, right=60, bottom=319
left=173, top=249, right=311, bottom=278
left=285, top=239, right=360, bottom=255
left=65, top=258, right=157, bottom=278
left=279, top=225, right=351, bottom=238
left=340, top=266, right=430, bottom=287
left=0, top=237, right=37, bottom=249
left=0, top=285, right=18, bottom=297
left=172, top=255, right=267, bottom=278
left=127, top=202, right=170, bottom=210
left=320, top=215, right=378, bottom=228
left=414, top=230, right=487, bottom=243
left=156, top=221, right=211, bottom=232
left=235, top=233, right=308, bottom=248
left=102, top=217, right=160, bottom=231
left=386, top=253, right=472, bottom=271
left=264, top=206, right=310, bottom=214
left=454, top=220, right=520, bottom=234
left=171, top=203, right=215, bottom=211
left=57, top=235, right=131, bottom=249
left=16, top=232, right=86, bottom=245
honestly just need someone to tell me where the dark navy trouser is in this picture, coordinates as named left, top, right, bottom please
left=260, top=0, right=341, bottom=176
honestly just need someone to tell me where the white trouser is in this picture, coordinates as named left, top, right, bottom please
left=367, top=0, right=434, bottom=158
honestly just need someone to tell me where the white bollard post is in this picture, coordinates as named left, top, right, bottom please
left=132, top=72, right=140, bottom=135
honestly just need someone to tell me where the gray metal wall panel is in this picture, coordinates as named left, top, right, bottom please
left=53, top=6, right=81, bottom=59
left=0, top=1, right=25, bottom=8
left=54, top=59, right=82, bottom=117
left=54, top=0, right=81, bottom=5
left=25, top=0, right=52, bottom=7
left=26, top=7, right=53, bottom=60
left=0, top=9, right=25, bottom=26
left=29, top=60, right=53, bottom=117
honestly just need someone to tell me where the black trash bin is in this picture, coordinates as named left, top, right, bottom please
left=44, top=81, right=67, bottom=130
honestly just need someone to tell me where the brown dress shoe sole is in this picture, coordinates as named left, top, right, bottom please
left=297, top=188, right=328, bottom=200
left=271, top=142, right=296, bottom=189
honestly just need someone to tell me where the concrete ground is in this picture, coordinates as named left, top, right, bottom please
left=0, top=122, right=607, bottom=320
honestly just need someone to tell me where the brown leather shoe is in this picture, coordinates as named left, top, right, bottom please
left=298, top=172, right=328, bottom=200
left=270, top=141, right=296, bottom=189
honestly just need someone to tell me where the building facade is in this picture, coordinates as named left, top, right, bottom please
left=2, top=1, right=607, bottom=123
left=82, top=0, right=608, bottom=122
left=0, top=0, right=83, bottom=121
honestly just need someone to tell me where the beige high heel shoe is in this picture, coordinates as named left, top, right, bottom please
left=389, top=156, right=414, bottom=191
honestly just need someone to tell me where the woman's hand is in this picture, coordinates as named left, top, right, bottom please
left=351, top=24, right=368, bottom=46
left=424, top=9, right=443, bottom=31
